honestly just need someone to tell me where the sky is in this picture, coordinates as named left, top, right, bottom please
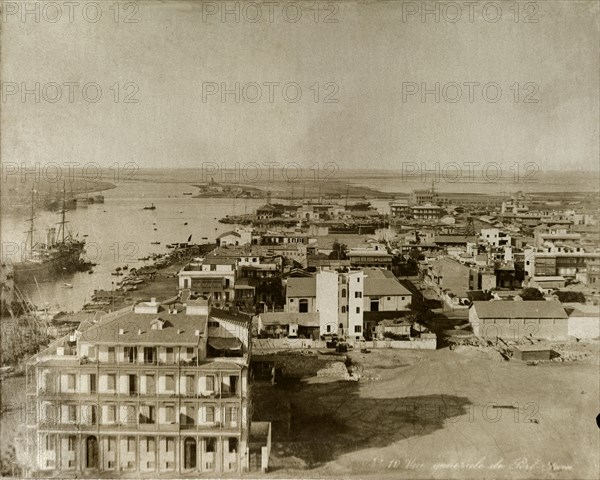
left=1, top=0, right=599, bottom=174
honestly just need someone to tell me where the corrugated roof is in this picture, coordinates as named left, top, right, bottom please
left=472, top=300, right=568, bottom=319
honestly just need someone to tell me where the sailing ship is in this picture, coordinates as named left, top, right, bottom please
left=12, top=188, right=88, bottom=285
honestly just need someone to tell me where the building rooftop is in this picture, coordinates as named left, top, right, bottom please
left=471, top=300, right=568, bottom=319
left=80, top=307, right=208, bottom=345
left=286, top=277, right=317, bottom=297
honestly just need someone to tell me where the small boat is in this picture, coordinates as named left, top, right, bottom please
left=88, top=270, right=94, bottom=274
left=184, top=222, right=188, bottom=226
left=151, top=241, right=161, bottom=245
left=154, top=228, right=157, bottom=231
left=143, top=203, right=156, bottom=210
left=83, top=234, right=88, bottom=237
left=63, top=283, right=73, bottom=288
left=123, top=265, right=129, bottom=270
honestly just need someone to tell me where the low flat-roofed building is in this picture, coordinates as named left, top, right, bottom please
left=469, top=300, right=568, bottom=341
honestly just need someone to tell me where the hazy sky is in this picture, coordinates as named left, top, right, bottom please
left=2, top=0, right=599, bottom=173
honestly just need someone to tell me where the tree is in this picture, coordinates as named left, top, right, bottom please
left=520, top=287, right=545, bottom=301
left=556, top=291, right=586, bottom=303
left=329, top=240, right=348, bottom=260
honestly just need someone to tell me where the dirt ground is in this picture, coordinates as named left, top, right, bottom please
left=252, top=347, right=600, bottom=479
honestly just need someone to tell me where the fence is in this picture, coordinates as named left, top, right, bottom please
left=252, top=336, right=437, bottom=350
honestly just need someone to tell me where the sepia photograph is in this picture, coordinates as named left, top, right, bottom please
left=0, top=1, right=598, bottom=479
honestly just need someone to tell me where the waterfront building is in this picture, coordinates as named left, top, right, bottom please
left=25, top=298, right=271, bottom=476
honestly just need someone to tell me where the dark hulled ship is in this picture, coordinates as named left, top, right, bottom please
left=13, top=188, right=88, bottom=285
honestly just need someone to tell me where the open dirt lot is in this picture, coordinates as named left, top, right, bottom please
left=252, top=347, right=599, bottom=479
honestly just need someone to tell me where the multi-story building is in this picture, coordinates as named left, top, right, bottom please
left=285, top=268, right=411, bottom=340
left=25, top=298, right=271, bottom=476
left=411, top=204, right=445, bottom=221
left=389, top=200, right=410, bottom=218
left=523, top=247, right=600, bottom=279
left=411, top=188, right=437, bottom=205
left=347, top=246, right=393, bottom=269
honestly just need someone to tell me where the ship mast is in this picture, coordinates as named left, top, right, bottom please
left=56, top=185, right=69, bottom=244
left=25, top=187, right=36, bottom=251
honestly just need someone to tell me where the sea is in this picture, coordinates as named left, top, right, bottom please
left=1, top=182, right=263, bottom=312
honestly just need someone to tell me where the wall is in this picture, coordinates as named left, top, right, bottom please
left=316, top=271, right=339, bottom=335
left=568, top=316, right=600, bottom=339
left=347, top=271, right=364, bottom=339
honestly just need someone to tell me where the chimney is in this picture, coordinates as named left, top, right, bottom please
left=195, top=329, right=200, bottom=337
left=118, top=327, right=124, bottom=335
left=177, top=329, right=182, bottom=334
left=138, top=329, right=142, bottom=335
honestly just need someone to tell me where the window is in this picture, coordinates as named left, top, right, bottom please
left=354, top=325, right=362, bottom=333
left=187, top=347, right=194, bottom=359
left=67, top=374, right=76, bottom=390
left=341, top=306, right=346, bottom=313
left=107, top=437, right=116, bottom=452
left=210, top=264, right=216, bottom=271
left=124, top=346, right=137, bottom=363
left=45, top=434, right=55, bottom=451
left=128, top=374, right=137, bottom=395
left=68, top=436, right=76, bottom=452
left=298, top=299, right=309, bottom=313
left=205, top=406, right=215, bottom=423
left=206, top=438, right=216, bottom=453
left=107, top=346, right=115, bottom=362
left=106, top=405, right=116, bottom=423
left=229, top=438, right=238, bottom=453
left=205, top=375, right=215, bottom=391
left=146, top=374, right=155, bottom=395
left=89, top=374, right=97, bottom=393
left=225, top=407, right=237, bottom=423
left=165, top=375, right=175, bottom=391
left=68, top=405, right=77, bottom=422
left=354, top=291, right=362, bottom=298
left=107, top=374, right=116, bottom=391
left=127, top=437, right=135, bottom=452
left=143, top=347, right=156, bottom=364
left=357, top=277, right=360, bottom=282
left=289, top=298, right=294, bottom=303
left=341, top=288, right=346, bottom=298
left=165, top=405, right=175, bottom=423
left=166, top=347, right=174, bottom=363
left=356, top=307, right=360, bottom=314
left=139, top=405, right=155, bottom=424
left=326, top=325, right=331, bottom=333
left=165, top=438, right=174, bottom=453
left=146, top=437, right=155, bottom=452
